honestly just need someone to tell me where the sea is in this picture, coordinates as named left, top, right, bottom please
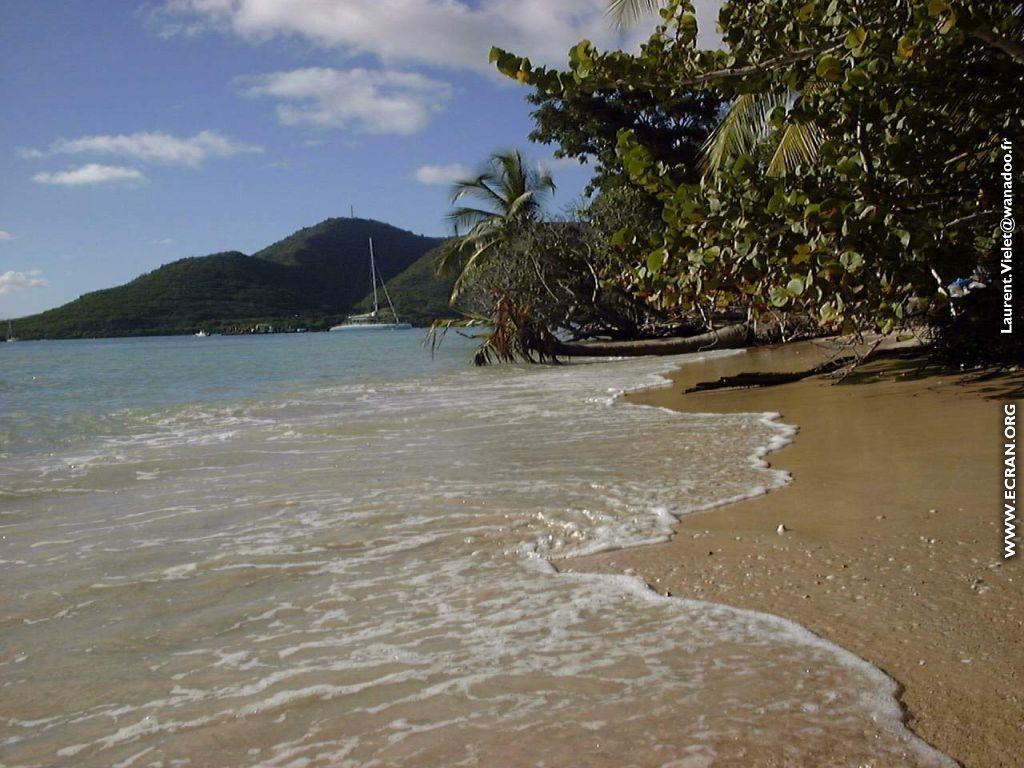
left=0, top=332, right=953, bottom=767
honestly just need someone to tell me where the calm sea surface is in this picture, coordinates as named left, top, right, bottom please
left=0, top=333, right=951, bottom=767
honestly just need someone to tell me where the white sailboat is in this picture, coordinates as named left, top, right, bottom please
left=330, top=238, right=413, bottom=331
left=5, top=320, right=17, bottom=343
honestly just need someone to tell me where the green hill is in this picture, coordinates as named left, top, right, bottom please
left=253, top=217, right=443, bottom=315
left=6, top=218, right=455, bottom=339
left=9, top=252, right=306, bottom=338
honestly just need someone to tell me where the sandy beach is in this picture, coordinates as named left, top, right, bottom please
left=563, top=340, right=1023, bottom=768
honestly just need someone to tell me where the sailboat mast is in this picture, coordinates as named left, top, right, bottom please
left=369, top=238, right=379, bottom=315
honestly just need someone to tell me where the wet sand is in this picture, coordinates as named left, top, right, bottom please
left=563, top=340, right=1023, bottom=768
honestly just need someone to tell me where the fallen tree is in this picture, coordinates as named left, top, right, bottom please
left=548, top=323, right=750, bottom=357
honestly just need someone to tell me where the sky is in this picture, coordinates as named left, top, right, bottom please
left=0, top=0, right=719, bottom=318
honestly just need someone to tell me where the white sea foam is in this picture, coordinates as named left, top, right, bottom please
left=0, top=341, right=954, bottom=767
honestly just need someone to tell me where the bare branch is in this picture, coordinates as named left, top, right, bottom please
left=969, top=25, right=1024, bottom=64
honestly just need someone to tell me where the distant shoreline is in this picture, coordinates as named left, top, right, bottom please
left=1, top=325, right=439, bottom=342
left=563, top=340, right=1023, bottom=768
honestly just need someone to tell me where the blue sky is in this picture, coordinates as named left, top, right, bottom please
left=0, top=1, right=718, bottom=317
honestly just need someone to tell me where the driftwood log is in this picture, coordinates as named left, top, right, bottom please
left=549, top=323, right=750, bottom=358
left=684, top=356, right=855, bottom=393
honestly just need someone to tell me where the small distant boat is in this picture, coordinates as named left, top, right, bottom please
left=330, top=238, right=412, bottom=332
left=5, top=320, right=17, bottom=343
left=194, top=330, right=209, bottom=337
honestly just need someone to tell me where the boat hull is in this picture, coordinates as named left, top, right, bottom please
left=329, top=323, right=413, bottom=332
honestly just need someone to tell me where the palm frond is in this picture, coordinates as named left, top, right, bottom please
left=450, top=174, right=493, bottom=199
left=497, top=150, right=528, bottom=196
left=451, top=174, right=508, bottom=212
left=606, top=0, right=664, bottom=28
left=766, top=122, right=824, bottom=176
left=434, top=239, right=468, bottom=276
left=445, top=205, right=503, bottom=235
left=450, top=239, right=501, bottom=300
left=505, top=190, right=547, bottom=221
left=700, top=92, right=785, bottom=178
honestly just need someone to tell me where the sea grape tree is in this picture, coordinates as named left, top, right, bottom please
left=494, top=0, right=1023, bottom=357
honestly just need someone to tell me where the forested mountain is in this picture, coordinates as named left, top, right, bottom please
left=253, top=217, right=443, bottom=316
left=6, top=218, right=454, bottom=339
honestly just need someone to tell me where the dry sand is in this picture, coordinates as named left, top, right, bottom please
left=562, top=340, right=1023, bottom=768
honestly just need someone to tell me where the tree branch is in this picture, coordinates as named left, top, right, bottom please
left=670, top=43, right=844, bottom=88
left=943, top=210, right=996, bottom=230
left=968, top=25, right=1024, bottom=64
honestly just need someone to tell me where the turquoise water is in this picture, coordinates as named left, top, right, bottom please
left=0, top=333, right=952, bottom=767
left=0, top=332, right=473, bottom=455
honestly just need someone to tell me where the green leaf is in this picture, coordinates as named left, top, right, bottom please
left=845, top=27, right=867, bottom=52
left=646, top=248, right=667, bottom=274
left=767, top=190, right=788, bottom=213
left=678, top=14, right=698, bottom=39
left=770, top=287, right=791, bottom=307
left=569, top=41, right=592, bottom=68
left=816, top=54, right=843, bottom=82
left=792, top=244, right=812, bottom=265
left=787, top=276, right=806, bottom=296
left=839, top=251, right=864, bottom=271
left=938, top=8, right=958, bottom=34
left=836, top=157, right=861, bottom=177
left=845, top=67, right=870, bottom=88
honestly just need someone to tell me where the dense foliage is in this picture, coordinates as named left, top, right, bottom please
left=488, top=0, right=1022, bottom=362
left=5, top=219, right=449, bottom=339
left=519, top=44, right=721, bottom=190
left=434, top=150, right=670, bottom=363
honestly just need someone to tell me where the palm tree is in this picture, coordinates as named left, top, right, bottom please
left=438, top=149, right=556, bottom=300
left=429, top=150, right=558, bottom=364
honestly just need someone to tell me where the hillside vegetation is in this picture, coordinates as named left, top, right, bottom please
left=6, top=218, right=453, bottom=339
left=352, top=244, right=460, bottom=327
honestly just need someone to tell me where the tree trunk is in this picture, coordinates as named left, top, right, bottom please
left=549, top=323, right=750, bottom=357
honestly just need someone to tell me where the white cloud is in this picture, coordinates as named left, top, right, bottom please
left=0, top=270, right=48, bottom=295
left=414, top=163, right=471, bottom=185
left=32, top=164, right=146, bottom=186
left=240, top=68, right=453, bottom=134
left=154, top=237, right=175, bottom=245
left=0, top=231, right=12, bottom=241
left=153, top=0, right=720, bottom=74
left=22, top=130, right=262, bottom=167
